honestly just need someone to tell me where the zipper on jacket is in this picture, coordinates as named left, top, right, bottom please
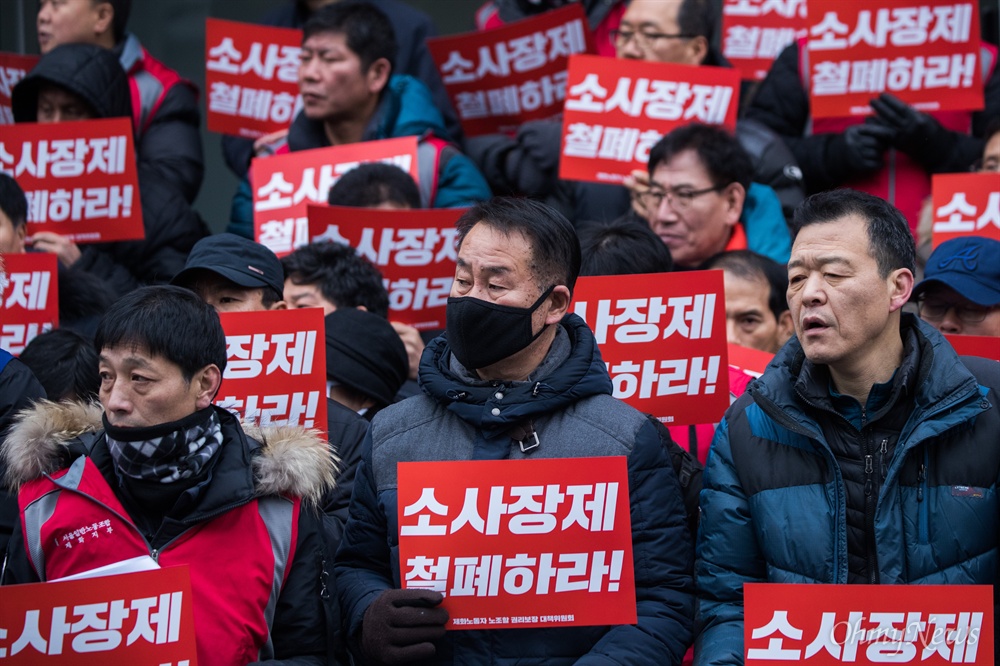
left=150, top=548, right=159, bottom=563
left=878, top=439, right=889, bottom=481
left=863, top=431, right=878, bottom=584
left=917, top=450, right=928, bottom=544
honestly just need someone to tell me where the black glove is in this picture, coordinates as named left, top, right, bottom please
left=835, top=123, right=896, bottom=173
left=360, top=589, right=449, bottom=665
left=869, top=92, right=951, bottom=166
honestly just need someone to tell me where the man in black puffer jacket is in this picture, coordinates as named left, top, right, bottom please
left=12, top=43, right=209, bottom=298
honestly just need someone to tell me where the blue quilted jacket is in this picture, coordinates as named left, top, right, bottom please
left=695, top=315, right=999, bottom=665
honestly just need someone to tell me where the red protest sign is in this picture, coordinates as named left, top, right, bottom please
left=251, top=137, right=420, bottom=257
left=930, top=173, right=1000, bottom=247
left=558, top=55, right=741, bottom=184
left=397, top=457, right=636, bottom=630
left=572, top=271, right=730, bottom=425
left=0, top=52, right=39, bottom=125
left=216, top=308, right=328, bottom=439
left=205, top=18, right=302, bottom=139
left=0, top=566, right=198, bottom=665
left=722, top=0, right=809, bottom=81
left=744, top=583, right=993, bottom=664
left=308, top=205, right=463, bottom=330
left=945, top=335, right=1000, bottom=361
left=0, top=252, right=58, bottom=355
left=0, top=118, right=143, bottom=243
left=806, top=0, right=984, bottom=119
left=427, top=3, right=593, bottom=137
left=727, top=342, right=774, bottom=379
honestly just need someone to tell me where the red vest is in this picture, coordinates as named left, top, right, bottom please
left=798, top=38, right=997, bottom=232
left=18, top=456, right=300, bottom=666
left=124, top=43, right=191, bottom=136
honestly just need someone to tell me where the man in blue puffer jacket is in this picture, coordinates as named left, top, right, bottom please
left=695, top=189, right=1000, bottom=665
left=335, top=197, right=694, bottom=665
left=228, top=2, right=490, bottom=238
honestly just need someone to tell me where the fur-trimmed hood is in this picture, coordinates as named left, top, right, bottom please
left=2, top=401, right=337, bottom=507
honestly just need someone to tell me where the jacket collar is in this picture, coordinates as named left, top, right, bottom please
left=418, top=313, right=613, bottom=430
left=754, top=313, right=982, bottom=424
left=2, top=403, right=335, bottom=509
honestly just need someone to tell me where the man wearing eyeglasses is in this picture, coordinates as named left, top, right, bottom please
left=466, top=0, right=807, bottom=226
left=913, top=236, right=1000, bottom=337
left=632, top=123, right=791, bottom=269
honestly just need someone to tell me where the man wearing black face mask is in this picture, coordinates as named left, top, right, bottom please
left=334, top=197, right=695, bottom=665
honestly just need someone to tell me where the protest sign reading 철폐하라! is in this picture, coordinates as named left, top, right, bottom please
left=722, top=0, right=809, bottom=81
left=573, top=271, right=730, bottom=426
left=397, top=456, right=636, bottom=631
left=0, top=118, right=143, bottom=243
left=216, top=308, right=328, bottom=440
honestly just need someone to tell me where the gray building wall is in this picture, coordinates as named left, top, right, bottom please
left=1, top=0, right=478, bottom=232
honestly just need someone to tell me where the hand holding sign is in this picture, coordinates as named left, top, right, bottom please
left=362, top=589, right=449, bottom=666
left=869, top=92, right=949, bottom=167
left=838, top=122, right=895, bottom=173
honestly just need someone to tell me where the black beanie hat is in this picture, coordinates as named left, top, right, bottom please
left=324, top=308, right=409, bottom=407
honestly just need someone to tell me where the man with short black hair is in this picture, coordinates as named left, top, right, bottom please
left=327, top=163, right=422, bottom=210
left=36, top=0, right=203, bottom=203
left=694, top=189, right=1000, bottom=665
left=281, top=241, right=388, bottom=316
left=335, top=196, right=694, bottom=665
left=228, top=2, right=489, bottom=237
left=2, top=285, right=335, bottom=664
left=704, top=249, right=793, bottom=353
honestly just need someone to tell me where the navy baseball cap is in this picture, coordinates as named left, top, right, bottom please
left=171, top=233, right=285, bottom=297
left=913, top=236, right=1000, bottom=307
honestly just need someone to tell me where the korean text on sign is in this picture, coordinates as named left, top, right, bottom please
left=251, top=136, right=420, bottom=258
left=930, top=172, right=1000, bottom=247
left=0, top=52, right=39, bottom=125
left=573, top=271, right=730, bottom=426
left=398, top=457, right=636, bottom=630
left=205, top=18, right=303, bottom=139
left=558, top=55, right=740, bottom=184
left=744, top=583, right=993, bottom=664
left=427, top=3, right=593, bottom=137
left=721, top=0, right=808, bottom=81
left=0, top=117, right=144, bottom=243
left=217, top=307, right=328, bottom=439
left=806, top=0, right=984, bottom=118
left=308, top=205, right=464, bottom=330
left=0, top=566, right=197, bottom=665
left=1, top=252, right=59, bottom=356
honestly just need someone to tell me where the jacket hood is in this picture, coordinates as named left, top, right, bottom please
left=13, top=43, right=132, bottom=123
left=2, top=401, right=335, bottom=507
left=417, top=313, right=613, bottom=430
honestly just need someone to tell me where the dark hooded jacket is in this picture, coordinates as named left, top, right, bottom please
left=12, top=44, right=208, bottom=297
left=334, top=314, right=694, bottom=664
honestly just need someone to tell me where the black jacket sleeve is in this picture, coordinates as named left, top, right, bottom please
left=73, top=168, right=209, bottom=297
left=137, top=82, right=204, bottom=204
left=743, top=42, right=857, bottom=193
